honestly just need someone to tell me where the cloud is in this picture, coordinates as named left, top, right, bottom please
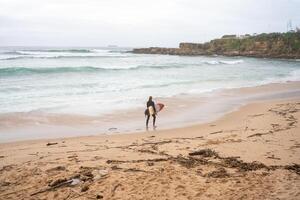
left=0, top=0, right=299, bottom=47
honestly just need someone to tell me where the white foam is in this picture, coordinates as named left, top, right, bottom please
left=220, top=60, right=244, bottom=64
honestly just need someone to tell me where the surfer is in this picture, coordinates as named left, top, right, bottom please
left=145, top=96, right=156, bottom=129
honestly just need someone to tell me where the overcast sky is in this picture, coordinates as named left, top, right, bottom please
left=0, top=0, right=300, bottom=47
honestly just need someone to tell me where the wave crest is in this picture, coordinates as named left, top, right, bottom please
left=0, top=55, right=129, bottom=60
left=204, top=60, right=244, bottom=65
left=0, top=65, right=185, bottom=76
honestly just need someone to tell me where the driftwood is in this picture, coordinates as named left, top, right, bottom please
left=209, top=131, right=223, bottom=135
left=107, top=158, right=169, bottom=164
left=46, top=142, right=58, bottom=146
left=112, top=140, right=172, bottom=149
left=247, top=132, right=269, bottom=138
left=30, top=179, right=73, bottom=196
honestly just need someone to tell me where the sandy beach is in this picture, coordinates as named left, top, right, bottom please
left=1, top=0, right=300, bottom=199
left=1, top=94, right=299, bottom=199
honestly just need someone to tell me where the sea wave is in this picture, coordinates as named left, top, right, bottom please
left=0, top=65, right=185, bottom=76
left=1, top=48, right=112, bottom=57
left=282, top=69, right=300, bottom=82
left=204, top=61, right=219, bottom=65
left=220, top=60, right=244, bottom=64
left=204, top=60, right=244, bottom=65
left=8, top=49, right=99, bottom=54
left=0, top=54, right=129, bottom=60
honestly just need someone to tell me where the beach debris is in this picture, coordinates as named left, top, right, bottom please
left=49, top=178, right=69, bottom=187
left=147, top=161, right=154, bottom=166
left=46, top=165, right=66, bottom=172
left=96, top=194, right=104, bottom=199
left=81, top=184, right=89, bottom=192
left=46, top=142, right=58, bottom=146
left=107, top=158, right=169, bottom=164
left=247, top=132, right=269, bottom=138
left=267, top=155, right=281, bottom=160
left=70, top=178, right=81, bottom=186
left=112, top=140, right=172, bottom=150
left=112, top=183, right=121, bottom=196
left=79, top=170, right=94, bottom=182
left=206, top=168, right=230, bottom=178
left=68, top=154, right=78, bottom=159
left=176, top=155, right=199, bottom=168
left=284, top=164, right=300, bottom=175
left=111, top=165, right=122, bottom=170
left=0, top=156, right=4, bottom=158
left=222, top=157, right=267, bottom=171
left=93, top=169, right=109, bottom=180
left=124, top=168, right=147, bottom=173
left=0, top=181, right=11, bottom=187
left=0, top=164, right=15, bottom=172
left=209, top=130, right=223, bottom=135
left=98, top=169, right=109, bottom=176
left=189, top=149, right=219, bottom=158
left=31, top=178, right=72, bottom=196
left=108, top=127, right=117, bottom=131
left=32, top=169, right=96, bottom=196
left=138, top=149, right=158, bottom=154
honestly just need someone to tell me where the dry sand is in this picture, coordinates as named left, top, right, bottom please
left=0, top=98, right=300, bottom=199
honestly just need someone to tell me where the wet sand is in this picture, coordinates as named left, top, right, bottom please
left=0, top=97, right=300, bottom=199
left=1, top=81, right=300, bottom=143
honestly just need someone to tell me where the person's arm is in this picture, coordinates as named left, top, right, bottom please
left=152, top=101, right=156, bottom=113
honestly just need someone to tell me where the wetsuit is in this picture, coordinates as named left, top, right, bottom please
left=146, top=100, right=156, bottom=127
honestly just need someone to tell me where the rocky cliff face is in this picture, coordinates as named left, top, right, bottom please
left=132, top=32, right=300, bottom=59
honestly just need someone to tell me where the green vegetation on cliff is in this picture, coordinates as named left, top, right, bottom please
left=133, top=32, right=300, bottom=59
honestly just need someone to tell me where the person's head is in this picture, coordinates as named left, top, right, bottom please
left=148, top=96, right=152, bottom=101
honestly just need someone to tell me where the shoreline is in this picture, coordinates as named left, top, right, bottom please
left=1, top=81, right=300, bottom=143
left=0, top=97, right=299, bottom=199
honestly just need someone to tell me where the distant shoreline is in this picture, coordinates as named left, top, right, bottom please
left=132, top=32, right=300, bottom=59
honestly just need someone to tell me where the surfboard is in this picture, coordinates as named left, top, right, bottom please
left=155, top=103, right=164, bottom=113
left=145, top=103, right=165, bottom=115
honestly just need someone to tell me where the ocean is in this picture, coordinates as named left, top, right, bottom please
left=0, top=46, right=300, bottom=141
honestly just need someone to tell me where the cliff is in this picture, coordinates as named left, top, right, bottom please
left=132, top=32, right=300, bottom=59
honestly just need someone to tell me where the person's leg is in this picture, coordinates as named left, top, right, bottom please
left=152, top=114, right=156, bottom=127
left=146, top=115, right=150, bottom=127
